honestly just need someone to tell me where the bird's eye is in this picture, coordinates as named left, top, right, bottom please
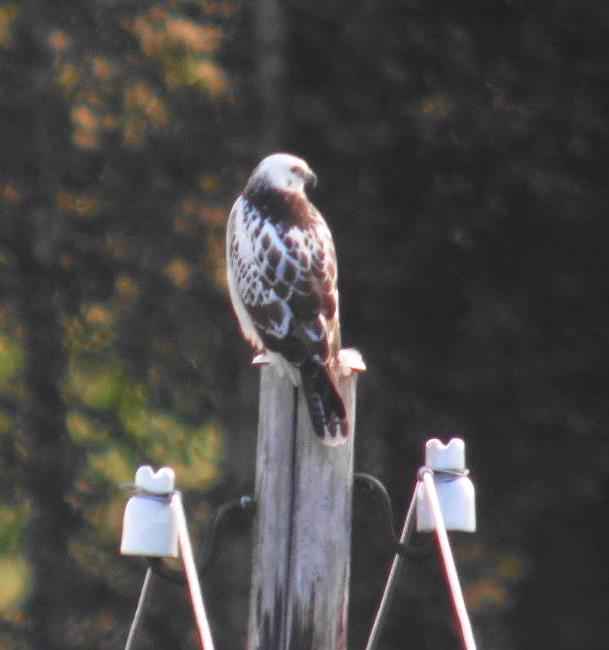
left=290, top=165, right=301, bottom=176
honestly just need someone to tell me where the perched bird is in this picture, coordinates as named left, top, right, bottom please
left=226, top=153, right=347, bottom=446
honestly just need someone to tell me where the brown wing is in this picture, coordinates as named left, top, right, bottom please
left=281, top=205, right=340, bottom=363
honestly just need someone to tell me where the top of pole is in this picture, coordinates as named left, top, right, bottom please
left=252, top=347, right=366, bottom=373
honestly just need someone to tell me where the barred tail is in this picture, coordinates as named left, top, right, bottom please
left=300, top=359, right=348, bottom=447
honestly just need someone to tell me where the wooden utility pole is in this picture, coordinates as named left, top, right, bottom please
left=248, top=351, right=364, bottom=650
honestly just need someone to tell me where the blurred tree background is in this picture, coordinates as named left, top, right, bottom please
left=1, top=0, right=608, bottom=648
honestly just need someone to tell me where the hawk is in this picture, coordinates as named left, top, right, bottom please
left=226, top=153, right=347, bottom=446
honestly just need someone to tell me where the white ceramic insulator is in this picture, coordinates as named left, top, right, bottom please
left=120, top=466, right=179, bottom=558
left=416, top=438, right=476, bottom=533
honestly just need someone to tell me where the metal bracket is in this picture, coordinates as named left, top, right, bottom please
left=354, top=473, right=432, bottom=558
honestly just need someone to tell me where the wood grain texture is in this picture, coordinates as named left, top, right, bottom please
left=247, top=364, right=359, bottom=650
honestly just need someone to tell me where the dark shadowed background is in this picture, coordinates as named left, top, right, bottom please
left=1, top=1, right=608, bottom=648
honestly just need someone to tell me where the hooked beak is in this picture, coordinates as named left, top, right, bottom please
left=305, top=169, right=318, bottom=189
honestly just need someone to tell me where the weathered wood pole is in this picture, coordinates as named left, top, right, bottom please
left=248, top=350, right=364, bottom=650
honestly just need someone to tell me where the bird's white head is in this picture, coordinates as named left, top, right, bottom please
left=248, top=153, right=318, bottom=195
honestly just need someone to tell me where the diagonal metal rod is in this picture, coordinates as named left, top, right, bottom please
left=124, top=567, right=153, bottom=650
left=364, top=483, right=418, bottom=650
left=420, top=470, right=476, bottom=650
left=174, top=492, right=215, bottom=650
